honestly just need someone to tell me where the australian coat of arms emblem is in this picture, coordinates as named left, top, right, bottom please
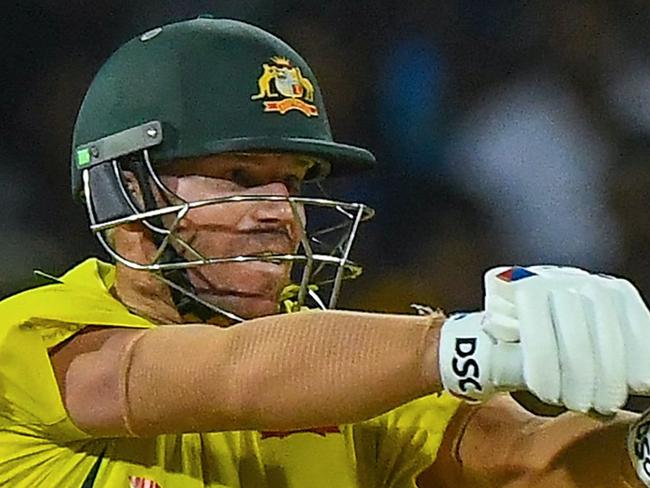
left=251, top=56, right=318, bottom=117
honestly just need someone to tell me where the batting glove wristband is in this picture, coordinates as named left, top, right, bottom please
left=439, top=265, right=650, bottom=413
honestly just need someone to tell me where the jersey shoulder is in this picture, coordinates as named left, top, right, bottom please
left=0, top=258, right=152, bottom=347
left=0, top=259, right=153, bottom=441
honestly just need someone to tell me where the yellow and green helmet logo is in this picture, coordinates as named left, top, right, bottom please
left=251, top=56, right=318, bottom=117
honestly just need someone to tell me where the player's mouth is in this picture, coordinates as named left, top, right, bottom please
left=188, top=259, right=291, bottom=298
left=237, top=230, right=298, bottom=255
left=195, top=288, right=273, bottom=299
left=181, top=229, right=298, bottom=259
left=195, top=287, right=284, bottom=314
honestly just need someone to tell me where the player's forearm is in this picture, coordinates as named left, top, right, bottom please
left=65, top=310, right=443, bottom=437
left=454, top=397, right=643, bottom=488
left=515, top=410, right=642, bottom=488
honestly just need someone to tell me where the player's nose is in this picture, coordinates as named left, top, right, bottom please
left=247, top=182, right=296, bottom=226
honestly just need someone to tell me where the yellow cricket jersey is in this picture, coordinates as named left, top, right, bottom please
left=0, top=259, right=462, bottom=488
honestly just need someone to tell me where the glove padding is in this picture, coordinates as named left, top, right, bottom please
left=439, top=265, right=650, bottom=414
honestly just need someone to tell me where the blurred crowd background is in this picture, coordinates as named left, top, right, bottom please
left=2, top=0, right=650, bottom=316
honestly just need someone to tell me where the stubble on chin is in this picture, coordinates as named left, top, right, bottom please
left=201, top=293, right=282, bottom=320
left=189, top=261, right=292, bottom=320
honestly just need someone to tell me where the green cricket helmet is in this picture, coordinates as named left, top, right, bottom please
left=72, top=16, right=375, bottom=205
left=71, top=17, right=375, bottom=321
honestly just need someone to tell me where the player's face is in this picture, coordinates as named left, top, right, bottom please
left=159, top=153, right=310, bottom=319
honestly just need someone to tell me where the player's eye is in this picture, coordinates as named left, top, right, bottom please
left=229, top=169, right=255, bottom=187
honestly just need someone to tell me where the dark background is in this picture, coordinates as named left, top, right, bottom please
left=3, top=0, right=650, bottom=318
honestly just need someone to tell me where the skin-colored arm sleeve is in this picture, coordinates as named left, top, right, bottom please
left=51, top=310, right=445, bottom=437
left=417, top=395, right=643, bottom=488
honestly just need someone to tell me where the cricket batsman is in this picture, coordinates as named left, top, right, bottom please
left=2, top=16, right=650, bottom=487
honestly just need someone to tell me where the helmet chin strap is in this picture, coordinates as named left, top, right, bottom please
left=131, top=162, right=220, bottom=323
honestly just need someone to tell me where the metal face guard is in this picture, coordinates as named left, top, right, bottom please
left=82, top=150, right=374, bottom=322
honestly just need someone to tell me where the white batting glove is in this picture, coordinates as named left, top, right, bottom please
left=439, top=265, right=650, bottom=414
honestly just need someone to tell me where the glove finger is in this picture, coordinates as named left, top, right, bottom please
left=486, top=294, right=517, bottom=318
left=515, top=280, right=561, bottom=404
left=484, top=311, right=520, bottom=342
left=491, top=341, right=524, bottom=389
left=581, top=282, right=627, bottom=414
left=598, top=277, right=650, bottom=394
left=485, top=266, right=526, bottom=307
left=485, top=266, right=533, bottom=342
left=550, top=289, right=595, bottom=412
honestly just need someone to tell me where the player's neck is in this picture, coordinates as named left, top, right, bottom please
left=111, top=225, right=183, bottom=324
left=112, top=264, right=183, bottom=324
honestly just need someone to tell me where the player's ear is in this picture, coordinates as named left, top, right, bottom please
left=119, top=170, right=145, bottom=209
left=120, top=168, right=173, bottom=210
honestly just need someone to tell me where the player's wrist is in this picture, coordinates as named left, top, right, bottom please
left=439, top=312, right=495, bottom=400
left=421, top=320, right=444, bottom=392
